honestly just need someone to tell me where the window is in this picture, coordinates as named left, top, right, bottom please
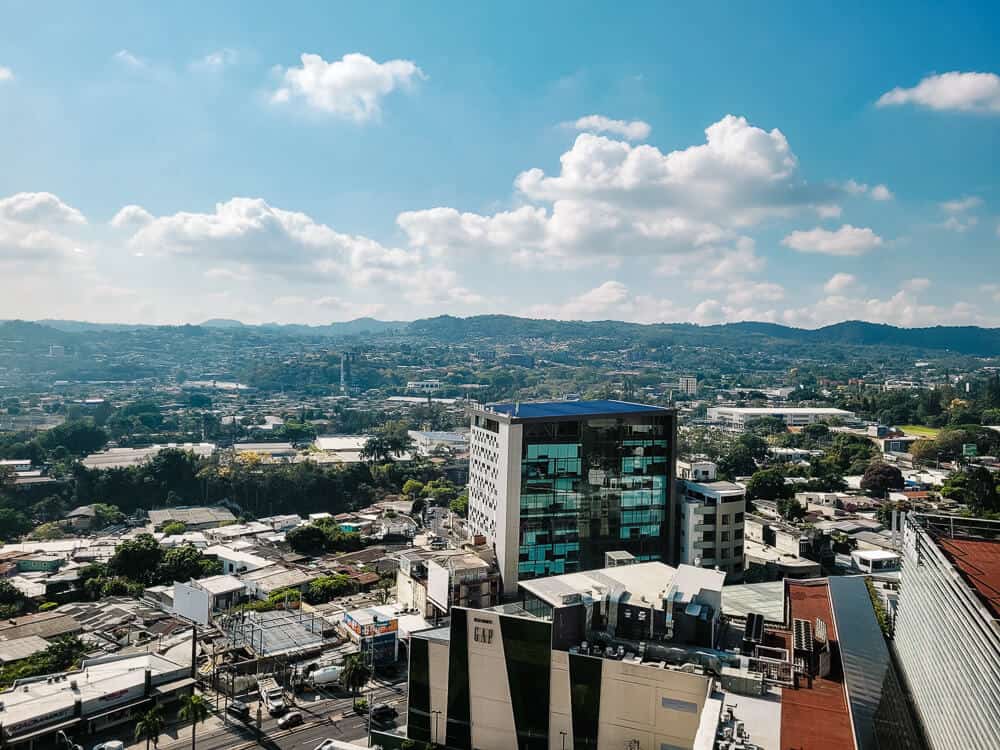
left=721, top=549, right=730, bottom=559
left=721, top=514, right=730, bottom=525
left=735, top=512, right=744, bottom=523
left=721, top=531, right=729, bottom=541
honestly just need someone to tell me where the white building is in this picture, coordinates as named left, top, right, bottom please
left=406, top=379, right=444, bottom=394
left=676, top=458, right=718, bottom=482
left=707, top=406, right=855, bottom=431
left=678, top=477, right=746, bottom=580
left=677, top=375, right=698, bottom=395
left=407, top=430, right=468, bottom=455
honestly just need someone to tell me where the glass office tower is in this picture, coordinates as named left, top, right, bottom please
left=468, top=400, right=676, bottom=594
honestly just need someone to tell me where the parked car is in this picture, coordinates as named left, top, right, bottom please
left=370, top=703, right=398, bottom=720
left=277, top=711, right=303, bottom=729
left=313, top=741, right=341, bottom=750
left=93, top=742, right=125, bottom=750
left=226, top=701, right=250, bottom=721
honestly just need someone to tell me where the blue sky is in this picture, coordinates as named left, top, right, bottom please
left=1, top=1, right=998, bottom=326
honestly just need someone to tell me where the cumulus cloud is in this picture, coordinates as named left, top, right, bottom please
left=271, top=52, right=424, bottom=121
left=401, top=114, right=841, bottom=268
left=824, top=273, right=857, bottom=294
left=0, top=192, right=86, bottom=225
left=191, top=49, right=238, bottom=71
left=782, top=225, right=883, bottom=256
left=941, top=196, right=982, bottom=213
left=569, top=115, right=651, bottom=141
left=0, top=192, right=89, bottom=266
left=783, top=281, right=976, bottom=328
left=110, top=204, right=154, bottom=228
left=0, top=66, right=13, bottom=82
left=530, top=281, right=630, bottom=320
left=843, top=180, right=893, bottom=201
left=877, top=71, right=1000, bottom=113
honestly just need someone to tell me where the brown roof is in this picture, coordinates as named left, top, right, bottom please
left=937, top=537, right=1000, bottom=619
left=0, top=611, right=81, bottom=641
left=780, top=581, right=855, bottom=750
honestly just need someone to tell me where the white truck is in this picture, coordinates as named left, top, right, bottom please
left=308, top=665, right=343, bottom=689
left=258, top=676, right=287, bottom=716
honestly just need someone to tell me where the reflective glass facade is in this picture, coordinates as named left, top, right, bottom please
left=517, top=415, right=671, bottom=579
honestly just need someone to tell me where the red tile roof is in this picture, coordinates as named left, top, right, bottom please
left=780, top=581, right=856, bottom=750
left=937, top=537, right=1000, bottom=619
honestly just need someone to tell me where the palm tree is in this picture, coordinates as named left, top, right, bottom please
left=178, top=693, right=211, bottom=750
left=340, top=653, right=372, bottom=697
left=134, top=706, right=165, bottom=750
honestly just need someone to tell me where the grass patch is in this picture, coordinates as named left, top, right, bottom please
left=899, top=424, right=940, bottom=438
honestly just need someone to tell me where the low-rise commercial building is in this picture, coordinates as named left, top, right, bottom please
left=707, top=406, right=855, bottom=431
left=148, top=506, right=236, bottom=532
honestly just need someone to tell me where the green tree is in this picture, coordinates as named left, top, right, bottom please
left=402, top=479, right=425, bottom=497
left=341, top=653, right=372, bottom=696
left=0, top=508, right=32, bottom=541
left=449, top=492, right=468, bottom=517
left=30, top=522, right=67, bottom=540
left=717, top=446, right=757, bottom=479
left=92, top=503, right=124, bottom=529
left=306, top=574, right=353, bottom=604
left=162, top=521, right=187, bottom=536
left=158, top=545, right=210, bottom=584
left=860, top=463, right=904, bottom=499
left=286, top=523, right=330, bottom=556
left=135, top=706, right=166, bottom=750
left=178, top=693, right=210, bottom=750
left=38, top=419, right=108, bottom=455
left=777, top=497, right=807, bottom=521
left=745, top=469, right=792, bottom=502
left=108, top=534, right=164, bottom=584
left=942, top=467, right=1000, bottom=514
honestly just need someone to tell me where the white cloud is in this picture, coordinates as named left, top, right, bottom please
left=843, top=180, right=893, bottom=201
left=877, top=72, right=1000, bottom=113
left=824, top=273, right=857, bottom=294
left=782, top=225, right=883, bottom=256
left=110, top=204, right=153, bottom=228
left=0, top=67, right=13, bottom=82
left=870, top=184, right=893, bottom=201
left=783, top=282, right=978, bottom=328
left=271, top=52, right=424, bottom=121
left=940, top=195, right=982, bottom=213
left=205, top=266, right=252, bottom=283
left=569, top=115, right=651, bottom=141
left=981, top=284, right=1000, bottom=303
left=940, top=215, right=978, bottom=232
left=0, top=192, right=86, bottom=225
left=191, top=49, right=238, bottom=71
left=401, top=114, right=841, bottom=268
left=114, top=49, right=147, bottom=69
left=530, top=281, right=636, bottom=321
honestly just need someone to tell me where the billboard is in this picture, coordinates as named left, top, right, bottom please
left=427, top=560, right=450, bottom=612
left=173, top=581, right=211, bottom=625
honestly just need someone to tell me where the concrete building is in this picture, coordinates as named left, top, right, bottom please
left=395, top=550, right=501, bottom=618
left=676, top=458, right=717, bottom=482
left=0, top=652, right=192, bottom=749
left=467, top=400, right=677, bottom=594
left=707, top=406, right=855, bottom=431
left=677, top=476, right=746, bottom=581
left=406, top=379, right=444, bottom=394
left=147, top=506, right=236, bottom=532
left=405, top=562, right=728, bottom=750
left=894, top=514, right=1000, bottom=750
left=677, top=375, right=698, bottom=395
left=408, top=430, right=468, bottom=455
left=81, top=443, right=216, bottom=470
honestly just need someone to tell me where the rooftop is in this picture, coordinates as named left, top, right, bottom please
left=518, top=561, right=724, bottom=609
left=779, top=580, right=854, bottom=750
left=936, top=536, right=1000, bottom=619
left=481, top=399, right=673, bottom=421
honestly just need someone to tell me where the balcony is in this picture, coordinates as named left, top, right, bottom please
left=694, top=540, right=715, bottom=550
left=694, top=523, right=715, bottom=532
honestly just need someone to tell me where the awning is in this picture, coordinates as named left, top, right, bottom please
left=5, top=717, right=80, bottom=744
left=85, top=697, right=153, bottom=722
left=153, top=677, right=197, bottom=695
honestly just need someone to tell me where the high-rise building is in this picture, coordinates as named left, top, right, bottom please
left=894, top=513, right=1000, bottom=750
left=678, top=375, right=698, bottom=395
left=677, top=461, right=746, bottom=581
left=467, top=400, right=677, bottom=594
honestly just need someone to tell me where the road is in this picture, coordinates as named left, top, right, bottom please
left=156, top=680, right=407, bottom=750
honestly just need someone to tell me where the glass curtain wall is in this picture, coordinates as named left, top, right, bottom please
left=518, top=415, right=669, bottom=579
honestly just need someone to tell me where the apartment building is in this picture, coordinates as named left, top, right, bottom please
left=707, top=406, right=855, bottom=431
left=678, top=469, right=746, bottom=581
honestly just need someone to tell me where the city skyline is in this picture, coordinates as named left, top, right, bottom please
left=1, top=2, right=998, bottom=326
